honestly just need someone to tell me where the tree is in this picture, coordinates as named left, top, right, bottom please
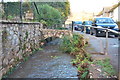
left=35, top=4, right=62, bottom=27
left=35, top=1, right=70, bottom=21
left=3, top=2, right=33, bottom=20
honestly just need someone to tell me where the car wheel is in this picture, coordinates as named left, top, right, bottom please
left=91, top=33, right=93, bottom=35
left=115, top=34, right=118, bottom=37
left=91, top=31, right=94, bottom=35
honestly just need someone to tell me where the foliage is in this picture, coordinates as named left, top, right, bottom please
left=3, top=2, right=70, bottom=26
left=3, top=2, right=33, bottom=19
left=60, top=34, right=85, bottom=54
left=94, top=58, right=116, bottom=76
left=0, top=4, right=4, bottom=19
left=35, top=4, right=62, bottom=27
left=60, top=33, right=91, bottom=78
left=81, top=71, right=89, bottom=78
left=35, top=1, right=70, bottom=20
left=71, top=53, right=92, bottom=78
left=7, top=15, right=14, bottom=19
left=3, top=2, right=20, bottom=17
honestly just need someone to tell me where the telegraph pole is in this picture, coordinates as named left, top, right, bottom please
left=1, top=0, right=4, bottom=20
left=20, top=0, right=22, bottom=22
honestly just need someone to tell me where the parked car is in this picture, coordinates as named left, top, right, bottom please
left=82, top=21, right=93, bottom=34
left=73, top=21, right=82, bottom=31
left=91, top=17, right=119, bottom=37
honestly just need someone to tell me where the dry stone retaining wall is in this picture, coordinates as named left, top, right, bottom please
left=0, top=21, right=72, bottom=79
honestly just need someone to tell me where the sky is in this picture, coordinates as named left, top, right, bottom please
left=1, top=0, right=119, bottom=13
left=69, top=0, right=119, bottom=13
left=1, top=0, right=119, bottom=20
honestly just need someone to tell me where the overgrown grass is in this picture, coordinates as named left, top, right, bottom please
left=93, top=58, right=116, bottom=76
left=60, top=33, right=86, bottom=54
left=59, top=33, right=117, bottom=78
left=71, top=53, right=93, bottom=78
left=60, top=33, right=92, bottom=78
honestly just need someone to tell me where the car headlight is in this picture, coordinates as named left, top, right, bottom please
left=88, top=27, right=90, bottom=29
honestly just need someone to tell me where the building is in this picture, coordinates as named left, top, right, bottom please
left=25, top=11, right=34, bottom=20
left=96, top=2, right=120, bottom=22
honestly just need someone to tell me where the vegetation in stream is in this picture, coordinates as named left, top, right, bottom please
left=60, top=33, right=87, bottom=54
left=60, top=33, right=92, bottom=79
left=60, top=33, right=117, bottom=79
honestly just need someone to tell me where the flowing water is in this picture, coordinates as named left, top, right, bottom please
left=8, top=39, right=78, bottom=78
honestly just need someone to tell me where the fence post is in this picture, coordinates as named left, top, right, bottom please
left=72, top=21, right=74, bottom=32
left=84, top=26, right=86, bottom=34
left=90, top=27, right=92, bottom=35
left=105, top=29, right=108, bottom=55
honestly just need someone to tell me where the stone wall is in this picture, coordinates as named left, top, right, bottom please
left=0, top=23, right=3, bottom=78
left=0, top=21, right=43, bottom=79
left=0, top=21, right=72, bottom=79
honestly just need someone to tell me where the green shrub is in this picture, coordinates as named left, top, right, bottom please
left=60, top=33, right=91, bottom=78
left=60, top=33, right=85, bottom=54
left=94, top=58, right=116, bottom=76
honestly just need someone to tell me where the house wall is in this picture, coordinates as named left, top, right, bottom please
left=112, top=5, right=120, bottom=22
left=118, top=6, right=120, bottom=22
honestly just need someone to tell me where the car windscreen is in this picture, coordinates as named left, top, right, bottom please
left=74, top=21, right=82, bottom=24
left=96, top=18, right=114, bottom=23
left=85, top=21, right=92, bottom=25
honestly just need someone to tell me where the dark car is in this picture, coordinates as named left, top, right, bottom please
left=91, top=17, right=119, bottom=37
left=82, top=21, right=93, bottom=33
left=73, top=21, right=82, bottom=30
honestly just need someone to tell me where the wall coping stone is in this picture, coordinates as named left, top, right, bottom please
left=0, top=20, right=40, bottom=24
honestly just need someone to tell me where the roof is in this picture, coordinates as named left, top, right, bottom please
left=96, top=2, right=120, bottom=16
left=94, top=17, right=112, bottom=19
left=108, top=2, right=120, bottom=12
left=97, top=11, right=103, bottom=16
left=96, top=7, right=111, bottom=16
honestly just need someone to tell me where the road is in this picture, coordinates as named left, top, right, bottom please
left=74, top=30, right=119, bottom=74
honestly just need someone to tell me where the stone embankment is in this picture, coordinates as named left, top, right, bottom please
left=0, top=21, right=72, bottom=79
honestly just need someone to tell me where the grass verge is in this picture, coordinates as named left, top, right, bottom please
left=93, top=58, right=117, bottom=77
left=60, top=33, right=117, bottom=79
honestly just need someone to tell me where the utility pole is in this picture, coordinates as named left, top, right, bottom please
left=33, top=2, right=40, bottom=21
left=1, top=0, right=4, bottom=20
left=20, top=0, right=22, bottom=22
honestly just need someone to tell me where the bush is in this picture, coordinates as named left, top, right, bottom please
left=60, top=33, right=92, bottom=78
left=35, top=4, right=62, bottom=27
left=60, top=33, right=86, bottom=54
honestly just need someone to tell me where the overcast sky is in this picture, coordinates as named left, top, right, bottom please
left=69, top=0, right=119, bottom=13
left=1, top=0, right=119, bottom=13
